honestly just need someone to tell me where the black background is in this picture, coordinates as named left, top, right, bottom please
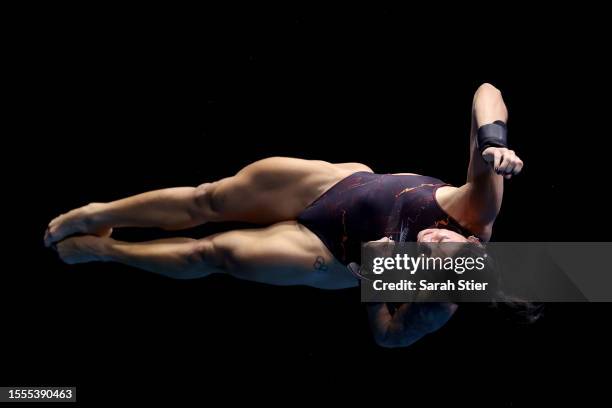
left=4, top=5, right=611, bottom=405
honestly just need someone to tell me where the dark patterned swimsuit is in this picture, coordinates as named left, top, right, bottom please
left=297, top=172, right=476, bottom=265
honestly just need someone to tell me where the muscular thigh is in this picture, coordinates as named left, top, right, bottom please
left=205, top=157, right=349, bottom=224
left=210, top=221, right=357, bottom=289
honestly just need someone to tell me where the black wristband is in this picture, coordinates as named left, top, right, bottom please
left=477, top=120, right=507, bottom=153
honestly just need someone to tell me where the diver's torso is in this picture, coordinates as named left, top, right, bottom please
left=298, top=172, right=472, bottom=265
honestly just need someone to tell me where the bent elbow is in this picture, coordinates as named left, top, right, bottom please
left=376, top=339, right=403, bottom=348
left=374, top=332, right=420, bottom=348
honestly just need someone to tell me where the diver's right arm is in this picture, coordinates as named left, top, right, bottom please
left=366, top=302, right=458, bottom=348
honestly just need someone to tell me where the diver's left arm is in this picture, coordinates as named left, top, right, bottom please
left=366, top=302, right=457, bottom=348
left=455, top=83, right=524, bottom=240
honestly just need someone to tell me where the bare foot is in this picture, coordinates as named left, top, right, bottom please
left=56, top=235, right=109, bottom=264
left=44, top=203, right=112, bottom=247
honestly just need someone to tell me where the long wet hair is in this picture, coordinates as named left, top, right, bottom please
left=456, top=238, right=544, bottom=324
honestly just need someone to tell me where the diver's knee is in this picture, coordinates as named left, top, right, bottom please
left=175, top=239, right=227, bottom=279
left=194, top=182, right=223, bottom=221
left=193, top=237, right=239, bottom=269
left=204, top=235, right=253, bottom=275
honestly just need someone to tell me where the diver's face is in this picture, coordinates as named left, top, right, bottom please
left=417, top=228, right=469, bottom=243
left=417, top=228, right=472, bottom=258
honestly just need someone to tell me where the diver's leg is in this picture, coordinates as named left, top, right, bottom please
left=193, top=157, right=346, bottom=224
left=44, top=187, right=208, bottom=247
left=45, top=157, right=346, bottom=247
left=56, top=235, right=222, bottom=279
left=56, top=221, right=354, bottom=288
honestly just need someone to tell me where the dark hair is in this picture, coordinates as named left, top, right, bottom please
left=489, top=294, right=544, bottom=324
left=455, top=240, right=544, bottom=324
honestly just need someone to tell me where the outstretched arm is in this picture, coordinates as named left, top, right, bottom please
left=452, top=83, right=524, bottom=240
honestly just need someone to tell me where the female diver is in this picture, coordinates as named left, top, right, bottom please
left=44, top=83, right=523, bottom=347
